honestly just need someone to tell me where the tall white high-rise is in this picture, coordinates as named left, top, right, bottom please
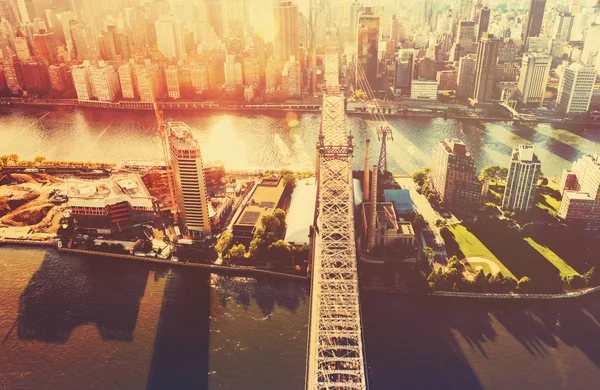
left=224, top=54, right=243, bottom=86
left=89, top=61, right=121, bottom=102
left=556, top=62, right=596, bottom=113
left=581, top=24, right=600, bottom=66
left=517, top=52, right=551, bottom=107
left=118, top=62, right=138, bottom=99
left=502, top=145, right=542, bottom=212
left=72, top=63, right=93, bottom=101
left=167, top=122, right=212, bottom=238
left=165, top=65, right=181, bottom=98
left=155, top=14, right=186, bottom=60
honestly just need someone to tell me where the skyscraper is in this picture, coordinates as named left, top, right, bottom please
left=282, top=55, right=301, bottom=97
left=431, top=139, right=484, bottom=210
left=167, top=122, right=212, bottom=238
left=523, top=0, right=547, bottom=45
left=581, top=25, right=600, bottom=66
left=71, top=63, right=92, bottom=100
left=502, top=145, right=542, bottom=212
left=422, top=0, right=433, bottom=26
left=356, top=6, right=379, bottom=88
left=273, top=1, right=299, bottom=63
left=223, top=54, right=242, bottom=86
left=457, top=54, right=477, bottom=98
left=552, top=12, right=574, bottom=42
left=459, top=0, right=474, bottom=21
left=456, top=21, right=476, bottom=55
left=472, top=33, right=499, bottom=103
left=32, top=30, right=59, bottom=64
left=393, top=49, right=414, bottom=96
left=477, top=6, right=491, bottom=41
left=155, top=14, right=185, bottom=60
left=517, top=52, right=551, bottom=107
left=70, top=20, right=100, bottom=60
left=556, top=62, right=596, bottom=113
left=118, top=62, right=138, bottom=99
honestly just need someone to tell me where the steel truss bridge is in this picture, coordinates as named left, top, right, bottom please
left=305, top=50, right=368, bottom=390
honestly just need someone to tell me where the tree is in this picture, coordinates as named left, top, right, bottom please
left=283, top=174, right=297, bottom=189
left=435, top=218, right=447, bottom=227
left=248, top=236, right=268, bottom=259
left=446, top=256, right=464, bottom=271
left=421, top=246, right=435, bottom=264
left=412, top=170, right=428, bottom=187
left=273, top=208, right=287, bottom=235
left=33, top=155, right=46, bottom=166
left=540, top=177, right=549, bottom=186
left=268, top=240, right=291, bottom=264
left=0, top=155, right=9, bottom=167
left=498, top=167, right=508, bottom=182
left=480, top=165, right=501, bottom=183
left=584, top=267, right=598, bottom=287
left=412, top=214, right=426, bottom=229
left=7, top=154, right=19, bottom=166
left=516, top=276, right=532, bottom=293
left=228, top=243, right=247, bottom=259
left=260, top=214, right=281, bottom=236
left=214, top=231, right=234, bottom=257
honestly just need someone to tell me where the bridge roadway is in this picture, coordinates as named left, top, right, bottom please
left=305, top=51, right=368, bottom=389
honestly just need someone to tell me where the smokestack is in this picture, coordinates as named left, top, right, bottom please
left=363, top=139, right=370, bottom=202
left=367, top=164, right=378, bottom=252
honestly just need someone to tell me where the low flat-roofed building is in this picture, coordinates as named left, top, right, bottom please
left=284, top=178, right=317, bottom=246
left=232, top=176, right=288, bottom=243
left=67, top=175, right=155, bottom=234
left=361, top=202, right=415, bottom=248
left=384, top=189, right=414, bottom=217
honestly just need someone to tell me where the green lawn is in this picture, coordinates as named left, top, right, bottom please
left=446, top=225, right=515, bottom=278
left=535, top=187, right=561, bottom=218
left=524, top=237, right=580, bottom=277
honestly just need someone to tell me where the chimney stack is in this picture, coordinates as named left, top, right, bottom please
left=363, top=139, right=370, bottom=202
left=367, top=164, right=378, bottom=252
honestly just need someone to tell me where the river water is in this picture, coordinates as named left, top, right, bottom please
left=1, top=106, right=600, bottom=177
left=1, top=107, right=600, bottom=389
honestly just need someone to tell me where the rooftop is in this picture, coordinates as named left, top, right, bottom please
left=514, top=144, right=540, bottom=163
left=234, top=177, right=287, bottom=228
left=167, top=121, right=200, bottom=151
left=383, top=189, right=414, bottom=214
left=67, top=175, right=153, bottom=209
left=284, top=178, right=317, bottom=246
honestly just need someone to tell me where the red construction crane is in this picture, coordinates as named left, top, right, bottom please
left=147, top=76, right=178, bottom=223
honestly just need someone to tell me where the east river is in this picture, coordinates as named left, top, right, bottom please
left=1, top=107, right=600, bottom=389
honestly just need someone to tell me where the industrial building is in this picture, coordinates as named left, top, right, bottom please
left=67, top=175, right=155, bottom=234
left=232, top=176, right=288, bottom=244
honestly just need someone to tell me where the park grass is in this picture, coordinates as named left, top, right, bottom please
left=524, top=237, right=580, bottom=278
left=535, top=188, right=561, bottom=218
left=446, top=224, right=515, bottom=278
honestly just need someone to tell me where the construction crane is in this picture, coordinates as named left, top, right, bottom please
left=147, top=76, right=178, bottom=223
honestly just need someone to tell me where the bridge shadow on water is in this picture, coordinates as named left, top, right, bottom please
left=362, top=293, right=600, bottom=389
left=17, top=252, right=150, bottom=343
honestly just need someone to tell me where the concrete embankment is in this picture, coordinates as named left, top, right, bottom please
left=362, top=286, right=600, bottom=300
left=0, top=239, right=307, bottom=281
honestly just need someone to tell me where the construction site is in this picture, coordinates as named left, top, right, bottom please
left=0, top=171, right=67, bottom=239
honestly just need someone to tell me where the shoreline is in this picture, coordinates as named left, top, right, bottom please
left=0, top=239, right=308, bottom=281
left=2, top=98, right=598, bottom=126
left=2, top=239, right=599, bottom=299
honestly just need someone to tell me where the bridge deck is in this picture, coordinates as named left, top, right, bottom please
left=306, top=51, right=367, bottom=390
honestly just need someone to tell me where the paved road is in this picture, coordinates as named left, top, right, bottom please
left=395, top=177, right=447, bottom=261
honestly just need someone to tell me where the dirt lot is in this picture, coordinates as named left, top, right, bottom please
left=0, top=172, right=65, bottom=234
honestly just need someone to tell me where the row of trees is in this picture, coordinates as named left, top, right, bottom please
left=412, top=166, right=444, bottom=208
left=214, top=208, right=308, bottom=266
left=0, top=154, right=114, bottom=169
left=562, top=267, right=599, bottom=289
left=424, top=257, right=529, bottom=293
